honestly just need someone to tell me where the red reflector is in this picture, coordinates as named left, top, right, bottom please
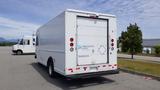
left=111, top=43, right=114, bottom=46
left=68, top=68, right=73, bottom=72
left=70, top=38, right=74, bottom=42
left=70, top=43, right=74, bottom=46
left=76, top=67, right=80, bottom=70
left=68, top=68, right=72, bottom=71
left=83, top=67, right=87, bottom=71
left=89, top=15, right=98, bottom=19
left=108, top=65, right=112, bottom=67
left=111, top=39, right=114, bottom=42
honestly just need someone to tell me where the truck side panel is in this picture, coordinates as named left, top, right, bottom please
left=36, top=12, right=66, bottom=75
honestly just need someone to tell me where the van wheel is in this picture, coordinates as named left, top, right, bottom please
left=17, top=50, right=22, bottom=55
left=48, top=61, right=54, bottom=77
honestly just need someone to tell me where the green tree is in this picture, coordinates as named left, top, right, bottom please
left=119, top=31, right=129, bottom=52
left=154, top=45, right=160, bottom=56
left=119, top=23, right=143, bottom=59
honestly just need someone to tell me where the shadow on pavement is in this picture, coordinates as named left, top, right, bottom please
left=11, top=53, right=35, bottom=56
left=118, top=57, right=133, bottom=60
left=31, top=62, right=115, bottom=90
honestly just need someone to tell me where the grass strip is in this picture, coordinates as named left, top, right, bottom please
left=118, top=59, right=160, bottom=77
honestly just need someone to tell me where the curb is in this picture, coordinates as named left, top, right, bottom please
left=119, top=68, right=160, bottom=81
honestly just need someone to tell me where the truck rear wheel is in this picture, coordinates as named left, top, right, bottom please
left=48, top=61, right=54, bottom=77
left=17, top=50, right=22, bottom=55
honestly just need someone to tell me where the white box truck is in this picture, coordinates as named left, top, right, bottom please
left=12, top=35, right=36, bottom=55
left=35, top=9, right=118, bottom=78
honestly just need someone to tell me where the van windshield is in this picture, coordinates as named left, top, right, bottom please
left=18, top=39, right=23, bottom=45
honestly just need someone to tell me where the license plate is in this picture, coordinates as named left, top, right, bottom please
left=90, top=66, right=98, bottom=71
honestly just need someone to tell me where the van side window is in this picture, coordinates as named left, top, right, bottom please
left=19, top=39, right=23, bottom=45
left=33, top=38, right=35, bottom=42
left=33, top=38, right=36, bottom=45
left=27, top=40, right=30, bottom=45
left=23, top=39, right=30, bottom=45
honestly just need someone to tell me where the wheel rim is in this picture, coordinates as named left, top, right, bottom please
left=17, top=51, right=21, bottom=55
left=49, top=64, right=52, bottom=75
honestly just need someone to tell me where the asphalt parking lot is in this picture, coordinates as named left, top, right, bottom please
left=0, top=47, right=160, bottom=90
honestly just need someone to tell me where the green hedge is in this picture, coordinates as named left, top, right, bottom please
left=0, top=42, right=16, bottom=46
left=154, top=45, right=160, bottom=56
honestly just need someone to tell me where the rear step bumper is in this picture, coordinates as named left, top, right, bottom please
left=66, top=69, right=119, bottom=79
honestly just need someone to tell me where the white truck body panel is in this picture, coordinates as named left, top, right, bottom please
left=77, top=17, right=108, bottom=65
left=36, top=9, right=118, bottom=77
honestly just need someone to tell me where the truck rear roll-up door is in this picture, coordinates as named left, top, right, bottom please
left=76, top=16, right=109, bottom=65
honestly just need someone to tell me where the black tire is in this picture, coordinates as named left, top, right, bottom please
left=17, top=50, right=22, bottom=55
left=48, top=61, right=54, bottom=77
left=37, top=62, right=41, bottom=66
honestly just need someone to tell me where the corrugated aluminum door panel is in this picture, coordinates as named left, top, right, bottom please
left=77, top=17, right=108, bottom=65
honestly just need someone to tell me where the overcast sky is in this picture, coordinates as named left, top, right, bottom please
left=0, top=0, right=160, bottom=39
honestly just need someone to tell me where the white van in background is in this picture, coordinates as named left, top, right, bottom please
left=12, top=35, right=36, bottom=55
left=35, top=9, right=118, bottom=78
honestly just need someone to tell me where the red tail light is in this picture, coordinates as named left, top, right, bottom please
left=70, top=43, right=74, bottom=46
left=70, top=38, right=74, bottom=42
left=89, top=15, right=98, bottom=19
left=111, top=43, right=114, bottom=46
left=111, top=39, right=114, bottom=42
left=69, top=38, right=74, bottom=52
